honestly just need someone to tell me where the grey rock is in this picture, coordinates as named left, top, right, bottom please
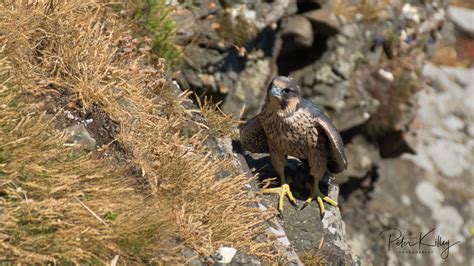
left=229, top=251, right=261, bottom=265
left=415, top=180, right=466, bottom=265
left=467, top=124, right=474, bottom=138
left=426, top=139, right=470, bottom=178
left=441, top=66, right=474, bottom=87
left=336, top=34, right=347, bottom=45
left=343, top=159, right=433, bottom=266
left=182, top=65, right=203, bottom=88
left=290, top=22, right=370, bottom=131
left=219, top=139, right=304, bottom=265
left=211, top=251, right=224, bottom=261
left=243, top=153, right=356, bottom=265
left=181, top=247, right=202, bottom=266
left=185, top=46, right=227, bottom=70
left=280, top=15, right=314, bottom=53
left=340, top=24, right=359, bottom=38
left=344, top=62, right=472, bottom=265
left=222, top=56, right=272, bottom=118
left=260, top=0, right=298, bottom=27
left=448, top=6, right=474, bottom=37
left=302, top=9, right=339, bottom=31
left=314, top=64, right=342, bottom=84
left=338, top=135, right=380, bottom=183
left=444, top=115, right=464, bottom=132
left=431, top=69, right=461, bottom=93
left=415, top=180, right=445, bottom=209
left=439, top=20, right=457, bottom=46
left=191, top=0, right=222, bottom=18
left=333, top=52, right=361, bottom=80
left=410, top=64, right=474, bottom=180
left=328, top=69, right=379, bottom=131
left=331, top=107, right=371, bottom=132
left=64, top=124, right=96, bottom=151
left=308, top=82, right=347, bottom=111
left=171, top=8, right=198, bottom=45
left=464, top=83, right=474, bottom=115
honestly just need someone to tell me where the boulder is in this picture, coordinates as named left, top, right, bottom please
left=64, top=124, right=97, bottom=151
left=448, top=6, right=474, bottom=37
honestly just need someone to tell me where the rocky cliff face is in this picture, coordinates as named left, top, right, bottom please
left=170, top=0, right=473, bottom=264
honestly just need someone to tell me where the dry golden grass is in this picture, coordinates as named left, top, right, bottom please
left=300, top=252, right=327, bottom=266
left=332, top=0, right=357, bottom=20
left=357, top=0, right=384, bottom=22
left=0, top=95, right=172, bottom=263
left=299, top=237, right=327, bottom=265
left=333, top=0, right=388, bottom=22
left=195, top=96, right=240, bottom=139
left=452, top=0, right=474, bottom=9
left=431, top=44, right=473, bottom=68
left=430, top=46, right=462, bottom=67
left=0, top=0, right=275, bottom=263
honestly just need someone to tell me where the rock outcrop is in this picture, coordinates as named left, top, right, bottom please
left=169, top=0, right=473, bottom=264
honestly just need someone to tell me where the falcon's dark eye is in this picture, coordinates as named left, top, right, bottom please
left=282, top=88, right=291, bottom=94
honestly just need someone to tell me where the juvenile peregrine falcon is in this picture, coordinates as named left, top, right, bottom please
left=240, top=76, right=347, bottom=214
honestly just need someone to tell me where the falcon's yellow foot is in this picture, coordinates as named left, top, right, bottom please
left=262, top=184, right=297, bottom=212
left=301, top=175, right=339, bottom=215
left=302, top=195, right=338, bottom=214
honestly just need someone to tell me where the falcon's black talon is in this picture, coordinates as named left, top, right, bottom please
left=277, top=211, right=284, bottom=218
left=289, top=197, right=297, bottom=205
left=300, top=202, right=310, bottom=210
left=320, top=211, right=326, bottom=219
left=291, top=201, right=299, bottom=209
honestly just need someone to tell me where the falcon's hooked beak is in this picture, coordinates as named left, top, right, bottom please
left=269, top=85, right=282, bottom=99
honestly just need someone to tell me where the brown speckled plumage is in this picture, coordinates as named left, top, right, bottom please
left=240, top=76, right=347, bottom=183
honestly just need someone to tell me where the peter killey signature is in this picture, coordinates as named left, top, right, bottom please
left=378, top=228, right=461, bottom=259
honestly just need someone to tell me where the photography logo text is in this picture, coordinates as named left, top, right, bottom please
left=378, top=227, right=460, bottom=259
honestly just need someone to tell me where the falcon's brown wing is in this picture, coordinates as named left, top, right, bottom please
left=301, top=99, right=347, bottom=173
left=239, top=114, right=269, bottom=153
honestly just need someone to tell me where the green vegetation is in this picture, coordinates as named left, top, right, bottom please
left=0, top=146, right=10, bottom=163
left=135, top=0, right=182, bottom=69
left=103, top=211, right=118, bottom=221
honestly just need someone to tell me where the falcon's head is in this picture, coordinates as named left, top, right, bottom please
left=266, top=76, right=301, bottom=115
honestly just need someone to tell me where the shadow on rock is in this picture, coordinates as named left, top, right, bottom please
left=233, top=140, right=333, bottom=201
